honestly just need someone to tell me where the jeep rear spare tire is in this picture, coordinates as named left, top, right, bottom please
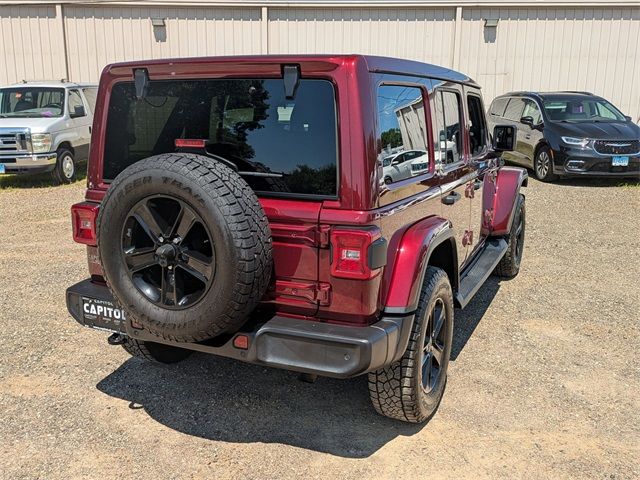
left=97, top=153, right=272, bottom=342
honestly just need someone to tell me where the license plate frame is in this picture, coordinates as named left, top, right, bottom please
left=611, top=156, right=629, bottom=167
left=81, top=296, right=127, bottom=333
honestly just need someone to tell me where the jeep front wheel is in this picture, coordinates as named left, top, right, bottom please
left=368, top=266, right=454, bottom=423
left=493, top=193, right=525, bottom=278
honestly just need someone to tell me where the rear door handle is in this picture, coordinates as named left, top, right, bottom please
left=442, top=191, right=461, bottom=205
left=525, top=134, right=531, bottom=139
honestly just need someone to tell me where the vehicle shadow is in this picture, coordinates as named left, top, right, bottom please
left=97, top=352, right=424, bottom=458
left=530, top=175, right=639, bottom=189
left=0, top=163, right=87, bottom=189
left=96, top=276, right=502, bottom=457
left=451, top=276, right=500, bottom=361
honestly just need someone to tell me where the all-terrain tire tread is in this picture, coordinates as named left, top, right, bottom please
left=368, top=266, right=453, bottom=423
left=97, top=153, right=272, bottom=342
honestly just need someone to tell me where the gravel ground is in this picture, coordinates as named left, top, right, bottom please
left=0, top=176, right=638, bottom=480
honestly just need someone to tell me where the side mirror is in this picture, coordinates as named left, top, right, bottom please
left=520, top=116, right=534, bottom=127
left=70, top=105, right=86, bottom=118
left=625, top=115, right=632, bottom=122
left=493, top=125, right=517, bottom=152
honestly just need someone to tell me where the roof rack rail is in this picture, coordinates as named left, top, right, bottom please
left=559, top=90, right=593, bottom=95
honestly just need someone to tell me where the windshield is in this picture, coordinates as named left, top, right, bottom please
left=0, top=87, right=65, bottom=118
left=543, top=98, right=626, bottom=122
left=104, top=78, right=338, bottom=197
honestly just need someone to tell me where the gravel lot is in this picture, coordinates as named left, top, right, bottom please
left=0, top=175, right=638, bottom=480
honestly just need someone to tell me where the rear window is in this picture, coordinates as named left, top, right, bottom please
left=103, top=78, right=338, bottom=197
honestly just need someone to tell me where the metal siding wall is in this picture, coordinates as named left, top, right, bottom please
left=459, top=7, right=640, bottom=120
left=268, top=8, right=456, bottom=68
left=63, top=6, right=262, bottom=82
left=0, top=5, right=66, bottom=84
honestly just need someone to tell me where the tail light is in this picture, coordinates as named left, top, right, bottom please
left=71, top=202, right=99, bottom=246
left=330, top=228, right=386, bottom=280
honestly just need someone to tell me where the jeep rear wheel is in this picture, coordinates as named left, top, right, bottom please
left=97, top=153, right=272, bottom=342
left=122, top=337, right=192, bottom=364
left=368, top=266, right=454, bottom=423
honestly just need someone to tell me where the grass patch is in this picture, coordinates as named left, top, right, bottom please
left=0, top=163, right=87, bottom=190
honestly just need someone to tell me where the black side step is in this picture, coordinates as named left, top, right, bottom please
left=455, top=238, right=508, bottom=308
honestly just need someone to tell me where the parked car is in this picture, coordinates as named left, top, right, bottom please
left=488, top=91, right=640, bottom=181
left=0, top=81, right=97, bottom=183
left=382, top=149, right=428, bottom=183
left=66, top=55, right=526, bottom=423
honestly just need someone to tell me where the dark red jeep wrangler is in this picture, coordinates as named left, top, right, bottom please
left=67, top=55, right=526, bottom=423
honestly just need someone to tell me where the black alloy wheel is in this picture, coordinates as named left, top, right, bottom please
left=122, top=195, right=215, bottom=309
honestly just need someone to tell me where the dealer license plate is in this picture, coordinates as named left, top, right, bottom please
left=81, top=297, right=127, bottom=332
left=612, top=156, right=629, bottom=167
left=0, top=164, right=5, bottom=174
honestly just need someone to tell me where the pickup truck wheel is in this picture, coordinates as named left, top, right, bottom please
left=122, top=337, right=192, bottom=364
left=368, top=266, right=454, bottom=423
left=52, top=148, right=76, bottom=184
left=533, top=146, right=558, bottom=182
left=493, top=193, right=525, bottom=278
left=98, top=153, right=272, bottom=342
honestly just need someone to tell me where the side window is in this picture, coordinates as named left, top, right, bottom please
left=467, top=94, right=488, bottom=156
left=377, top=85, right=428, bottom=184
left=82, top=88, right=98, bottom=112
left=522, top=99, right=542, bottom=124
left=489, top=97, right=508, bottom=117
left=68, top=89, right=85, bottom=117
left=503, top=98, right=526, bottom=122
left=432, top=90, right=463, bottom=166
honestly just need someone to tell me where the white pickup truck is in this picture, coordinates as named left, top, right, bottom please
left=0, top=81, right=97, bottom=183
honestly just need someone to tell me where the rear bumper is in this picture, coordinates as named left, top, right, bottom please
left=0, top=152, right=57, bottom=174
left=66, top=279, right=413, bottom=378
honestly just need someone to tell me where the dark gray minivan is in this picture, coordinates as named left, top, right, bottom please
left=487, top=91, right=640, bottom=181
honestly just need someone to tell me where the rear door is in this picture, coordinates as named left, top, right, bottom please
left=432, top=86, right=471, bottom=267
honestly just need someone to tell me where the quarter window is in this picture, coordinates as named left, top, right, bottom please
left=377, top=85, right=428, bottom=184
left=432, top=90, right=463, bottom=166
left=467, top=94, right=488, bottom=156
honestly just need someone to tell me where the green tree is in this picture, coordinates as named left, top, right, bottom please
left=381, top=128, right=402, bottom=149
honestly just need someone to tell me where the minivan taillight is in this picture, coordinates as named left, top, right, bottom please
left=71, top=202, right=99, bottom=246
left=330, top=228, right=384, bottom=280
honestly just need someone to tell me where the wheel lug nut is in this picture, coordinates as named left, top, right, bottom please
left=158, top=236, right=164, bottom=243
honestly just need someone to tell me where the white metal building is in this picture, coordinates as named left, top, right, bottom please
left=1, top=0, right=639, bottom=119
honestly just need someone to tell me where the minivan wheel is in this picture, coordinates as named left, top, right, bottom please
left=368, top=266, right=454, bottom=423
left=52, top=148, right=76, bottom=184
left=122, top=337, right=192, bottom=364
left=534, top=146, right=558, bottom=182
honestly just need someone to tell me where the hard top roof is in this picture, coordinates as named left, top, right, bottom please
left=104, top=54, right=479, bottom=87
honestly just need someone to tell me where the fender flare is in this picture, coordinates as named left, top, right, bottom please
left=487, top=166, right=528, bottom=236
left=383, top=215, right=457, bottom=315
